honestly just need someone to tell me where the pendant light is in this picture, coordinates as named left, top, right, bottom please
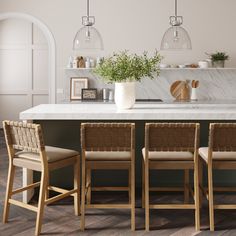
left=73, top=0, right=103, bottom=50
left=161, top=0, right=192, bottom=50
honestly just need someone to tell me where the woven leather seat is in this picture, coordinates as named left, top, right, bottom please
left=16, top=146, right=79, bottom=163
left=142, top=148, right=193, bottom=161
left=199, top=147, right=236, bottom=162
left=85, top=151, right=131, bottom=161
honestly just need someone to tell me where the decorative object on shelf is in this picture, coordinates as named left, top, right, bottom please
left=170, top=80, right=190, bottom=101
left=94, top=50, right=162, bottom=109
left=108, top=90, right=114, bottom=101
left=160, top=63, right=170, bottom=68
left=191, top=80, right=199, bottom=100
left=198, top=61, right=208, bottom=69
left=90, top=58, right=96, bottom=68
left=81, top=88, right=97, bottom=100
left=70, top=77, right=88, bottom=100
left=161, top=0, right=192, bottom=50
left=78, top=56, right=85, bottom=68
left=85, top=58, right=91, bottom=68
left=102, top=88, right=109, bottom=100
left=206, top=51, right=229, bottom=68
left=72, top=57, right=78, bottom=68
left=96, top=57, right=103, bottom=66
left=67, top=56, right=73, bottom=68
left=73, top=0, right=103, bottom=50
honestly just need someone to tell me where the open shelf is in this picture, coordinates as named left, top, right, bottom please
left=65, top=67, right=236, bottom=71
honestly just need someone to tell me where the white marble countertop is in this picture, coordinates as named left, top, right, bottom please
left=20, top=100, right=236, bottom=120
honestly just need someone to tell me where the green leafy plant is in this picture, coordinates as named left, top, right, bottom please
left=94, top=50, right=162, bottom=83
left=206, top=51, right=229, bottom=61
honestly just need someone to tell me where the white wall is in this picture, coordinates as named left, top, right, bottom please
left=1, top=0, right=236, bottom=101
left=0, top=18, right=49, bottom=123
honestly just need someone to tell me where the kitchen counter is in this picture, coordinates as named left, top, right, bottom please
left=20, top=100, right=236, bottom=203
left=20, top=99, right=236, bottom=120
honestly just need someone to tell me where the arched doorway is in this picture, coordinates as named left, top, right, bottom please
left=0, top=12, right=56, bottom=104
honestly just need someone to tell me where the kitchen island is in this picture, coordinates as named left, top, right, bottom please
left=20, top=100, right=236, bottom=202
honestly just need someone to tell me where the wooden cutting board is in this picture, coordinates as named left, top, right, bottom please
left=170, top=80, right=186, bottom=99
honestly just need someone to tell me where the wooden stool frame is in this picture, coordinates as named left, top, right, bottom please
left=80, top=123, right=135, bottom=231
left=200, top=123, right=236, bottom=231
left=2, top=120, right=80, bottom=236
left=143, top=123, right=200, bottom=231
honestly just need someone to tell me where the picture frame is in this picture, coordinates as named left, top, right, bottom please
left=70, top=77, right=88, bottom=100
left=81, top=89, right=97, bottom=100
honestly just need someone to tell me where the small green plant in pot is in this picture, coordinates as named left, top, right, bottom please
left=207, top=51, right=229, bottom=68
left=94, top=50, right=162, bottom=109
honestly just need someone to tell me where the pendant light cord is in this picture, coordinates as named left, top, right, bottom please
left=175, top=0, right=177, bottom=17
left=87, top=0, right=90, bottom=18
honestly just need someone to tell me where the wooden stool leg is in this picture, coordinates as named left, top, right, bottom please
left=131, top=161, right=135, bottom=231
left=145, top=159, right=149, bottom=231
left=86, top=168, right=91, bottom=205
left=199, top=158, right=203, bottom=208
left=45, top=175, right=49, bottom=201
left=142, top=161, right=145, bottom=208
left=184, top=169, right=190, bottom=203
left=208, top=163, right=215, bottom=231
left=3, top=164, right=15, bottom=223
left=74, top=157, right=80, bottom=216
left=194, top=161, right=200, bottom=231
left=81, top=159, right=86, bottom=231
left=128, top=168, right=131, bottom=204
left=35, top=172, right=47, bottom=236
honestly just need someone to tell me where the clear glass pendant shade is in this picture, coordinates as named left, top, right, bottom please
left=160, top=26, right=192, bottom=50
left=73, top=26, right=103, bottom=50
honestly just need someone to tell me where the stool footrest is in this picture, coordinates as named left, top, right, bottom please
left=214, top=204, right=236, bottom=209
left=9, top=199, right=38, bottom=212
left=45, top=189, right=77, bottom=205
left=149, top=204, right=195, bottom=209
left=48, top=186, right=76, bottom=196
left=11, top=181, right=41, bottom=195
left=86, top=204, right=131, bottom=209
left=92, top=186, right=129, bottom=191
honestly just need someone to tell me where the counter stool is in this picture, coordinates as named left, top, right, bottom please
left=80, top=123, right=135, bottom=231
left=142, top=123, right=200, bottom=231
left=2, top=120, right=80, bottom=236
left=199, top=123, right=236, bottom=231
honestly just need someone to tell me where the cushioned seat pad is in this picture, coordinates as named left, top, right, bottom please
left=15, top=146, right=79, bottom=163
left=85, top=151, right=131, bottom=161
left=142, top=148, right=193, bottom=160
left=199, top=147, right=236, bottom=162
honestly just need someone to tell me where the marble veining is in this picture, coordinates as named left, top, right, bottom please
left=64, top=68, right=236, bottom=101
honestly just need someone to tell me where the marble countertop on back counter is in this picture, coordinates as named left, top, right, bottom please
left=20, top=99, right=236, bottom=120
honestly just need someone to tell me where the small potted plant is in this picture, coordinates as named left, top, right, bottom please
left=207, top=51, right=229, bottom=68
left=94, top=50, right=162, bottom=109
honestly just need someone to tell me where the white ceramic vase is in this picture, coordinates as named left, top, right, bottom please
left=114, top=82, right=135, bottom=109
left=191, top=88, right=198, bottom=100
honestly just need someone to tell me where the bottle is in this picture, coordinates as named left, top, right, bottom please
left=72, top=57, right=78, bottom=69
left=85, top=58, right=90, bottom=68
left=67, top=56, right=73, bottom=68
left=90, top=58, right=95, bottom=68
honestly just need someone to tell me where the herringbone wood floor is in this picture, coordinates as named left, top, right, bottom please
left=1, top=130, right=236, bottom=235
